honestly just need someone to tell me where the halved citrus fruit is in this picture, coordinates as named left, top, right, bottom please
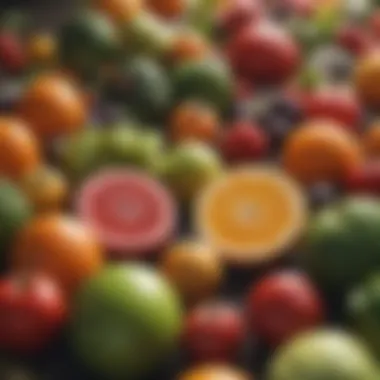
left=194, top=166, right=307, bottom=264
left=76, top=169, right=177, bottom=257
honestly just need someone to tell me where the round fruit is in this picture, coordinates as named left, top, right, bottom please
left=194, top=166, right=307, bottom=264
left=71, top=264, right=182, bottom=378
left=362, top=122, right=380, bottom=158
left=76, top=169, right=177, bottom=257
left=170, top=101, right=220, bottom=144
left=182, top=301, right=245, bottom=362
left=0, top=117, right=40, bottom=180
left=93, top=0, right=141, bottom=23
left=161, top=142, right=222, bottom=201
left=160, top=241, right=222, bottom=304
left=11, top=214, right=104, bottom=294
left=147, top=0, right=188, bottom=19
left=247, top=270, right=325, bottom=347
left=302, top=196, right=380, bottom=290
left=173, top=58, right=233, bottom=112
left=27, top=33, right=57, bottom=66
left=0, top=32, right=26, bottom=74
left=345, top=161, right=380, bottom=195
left=282, top=120, right=363, bottom=185
left=219, top=121, right=269, bottom=164
left=336, top=25, right=372, bottom=57
left=227, top=22, right=300, bottom=85
left=18, top=74, right=87, bottom=139
left=20, top=165, right=68, bottom=213
left=178, top=365, right=251, bottom=380
left=267, top=329, right=379, bottom=380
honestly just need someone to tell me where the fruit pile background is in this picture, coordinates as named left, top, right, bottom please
left=3, top=0, right=380, bottom=380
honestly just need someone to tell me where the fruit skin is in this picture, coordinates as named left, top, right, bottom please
left=71, top=264, right=182, bottom=378
left=336, top=25, right=372, bottom=57
left=227, top=22, right=300, bottom=85
left=161, top=142, right=222, bottom=201
left=147, top=0, right=188, bottom=19
left=344, top=162, right=380, bottom=196
left=27, top=33, right=57, bottom=66
left=178, top=365, right=250, bottom=380
left=0, top=32, right=26, bottom=74
left=219, top=121, right=268, bottom=164
left=182, top=302, right=245, bottom=362
left=302, top=197, right=380, bottom=291
left=93, top=0, right=141, bottom=23
left=0, top=117, right=40, bottom=180
left=11, top=214, right=104, bottom=295
left=247, top=270, right=324, bottom=347
left=267, top=329, right=379, bottom=380
left=18, top=74, right=87, bottom=139
left=0, top=273, right=67, bottom=353
left=173, top=58, right=233, bottom=112
left=160, top=241, right=223, bottom=305
left=362, top=123, right=380, bottom=158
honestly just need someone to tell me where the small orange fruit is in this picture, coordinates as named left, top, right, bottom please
left=283, top=120, right=363, bottom=184
left=160, top=240, right=223, bottom=304
left=27, top=33, right=57, bottom=65
left=194, top=166, right=307, bottom=265
left=0, top=117, right=40, bottom=180
left=170, top=101, right=220, bottom=144
left=93, top=0, right=141, bottom=23
left=20, top=165, right=69, bottom=213
left=178, top=365, right=251, bottom=380
left=362, top=122, right=380, bottom=158
left=18, top=74, right=87, bottom=139
left=147, top=0, right=188, bottom=19
left=12, top=214, right=104, bottom=294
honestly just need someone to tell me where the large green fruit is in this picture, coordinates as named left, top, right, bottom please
left=302, top=197, right=380, bottom=291
left=173, top=58, right=232, bottom=112
left=71, top=264, right=182, bottom=379
left=267, top=329, right=379, bottom=380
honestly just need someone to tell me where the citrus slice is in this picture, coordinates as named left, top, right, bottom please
left=76, top=169, right=177, bottom=257
left=194, top=166, right=307, bottom=264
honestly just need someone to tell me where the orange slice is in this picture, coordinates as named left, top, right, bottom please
left=194, top=166, right=307, bottom=264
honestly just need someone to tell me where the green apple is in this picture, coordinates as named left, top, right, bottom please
left=71, top=264, right=183, bottom=379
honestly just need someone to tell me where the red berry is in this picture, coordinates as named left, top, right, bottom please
left=182, top=301, right=245, bottom=362
left=219, top=121, right=268, bottom=163
left=247, top=270, right=325, bottom=347
left=345, top=161, right=380, bottom=195
left=227, top=22, right=300, bottom=85
left=336, top=25, right=372, bottom=57
left=0, top=33, right=26, bottom=74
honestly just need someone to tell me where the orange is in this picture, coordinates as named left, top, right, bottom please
left=160, top=240, right=223, bottom=304
left=362, top=122, right=380, bottom=158
left=18, top=73, right=87, bottom=139
left=147, top=0, right=188, bottom=19
left=178, top=365, right=251, bottom=380
left=93, top=0, right=141, bottom=23
left=12, top=214, right=104, bottom=294
left=283, top=120, right=363, bottom=185
left=27, top=33, right=57, bottom=65
left=20, top=165, right=69, bottom=213
left=355, top=52, right=380, bottom=108
left=194, top=166, right=307, bottom=265
left=0, top=117, right=40, bottom=180
left=170, top=101, right=220, bottom=144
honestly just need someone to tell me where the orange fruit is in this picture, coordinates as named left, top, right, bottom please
left=93, top=0, right=141, bottom=23
left=147, top=0, right=188, bottom=19
left=178, top=365, right=251, bottom=380
left=362, top=122, right=380, bottom=158
left=194, top=166, right=307, bottom=265
left=170, top=101, right=220, bottom=144
left=283, top=120, right=363, bottom=184
left=27, top=33, right=57, bottom=65
left=20, top=165, right=69, bottom=213
left=18, top=74, right=87, bottom=139
left=12, top=214, right=104, bottom=294
left=0, top=117, right=40, bottom=180
left=160, top=240, right=223, bottom=304
left=355, top=52, right=380, bottom=108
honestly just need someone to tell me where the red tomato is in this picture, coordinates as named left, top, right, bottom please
left=247, top=271, right=324, bottom=347
left=345, top=161, right=380, bottom=195
left=0, top=273, right=67, bottom=353
left=0, top=33, right=26, bottom=74
left=182, top=301, right=245, bottom=362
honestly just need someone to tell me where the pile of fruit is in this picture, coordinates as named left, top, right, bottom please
left=4, top=0, right=380, bottom=379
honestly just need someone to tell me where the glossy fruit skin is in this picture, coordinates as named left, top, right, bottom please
left=345, top=162, right=380, bottom=195
left=0, top=273, right=67, bottom=353
left=93, top=0, right=141, bottom=23
left=178, top=365, right=251, bottom=380
left=0, top=32, right=26, bottom=74
left=182, top=302, right=245, bottom=362
left=228, top=22, right=300, bottom=85
left=247, top=271, right=324, bottom=347
left=0, top=117, right=40, bottom=180
left=19, top=74, right=87, bottom=139
left=219, top=121, right=268, bottom=164
left=12, top=215, right=104, bottom=295
left=303, top=197, right=380, bottom=291
left=71, top=264, right=182, bottom=378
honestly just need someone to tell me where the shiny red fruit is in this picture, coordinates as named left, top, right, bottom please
left=302, top=88, right=362, bottom=130
left=336, top=25, right=372, bottom=57
left=219, top=121, right=268, bottom=163
left=247, top=270, right=325, bottom=347
left=0, top=33, right=26, bottom=74
left=345, top=161, right=380, bottom=195
left=182, top=301, right=245, bottom=362
left=227, top=22, right=300, bottom=85
left=0, top=273, right=67, bottom=353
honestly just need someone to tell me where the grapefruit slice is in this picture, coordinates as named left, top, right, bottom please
left=194, top=166, right=307, bottom=264
left=76, top=169, right=177, bottom=257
